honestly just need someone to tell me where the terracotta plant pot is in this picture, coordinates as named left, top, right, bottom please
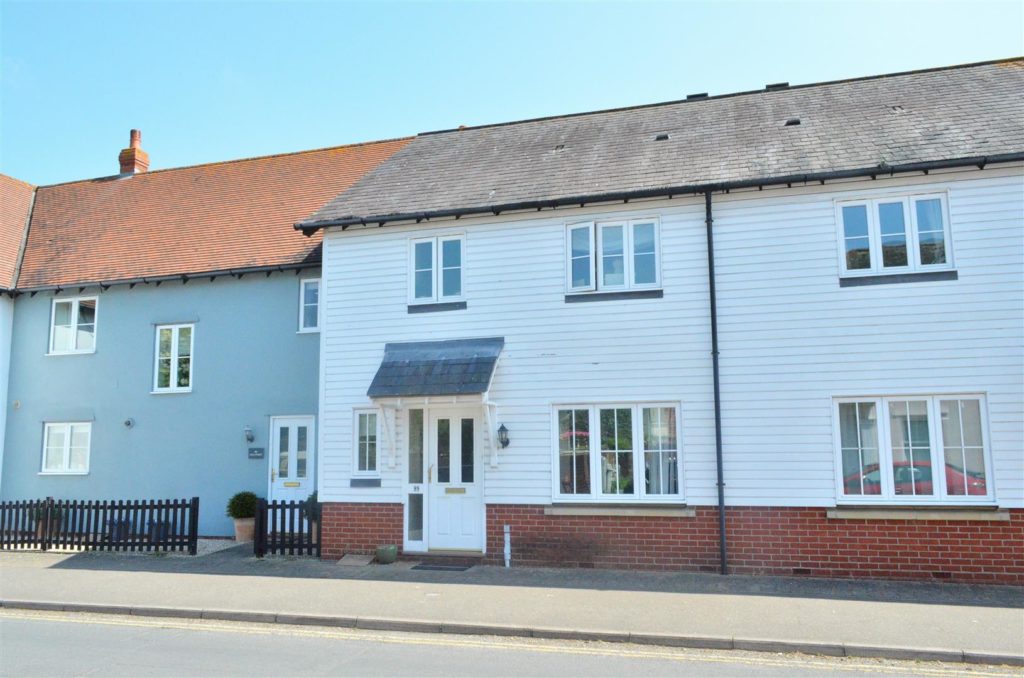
left=233, top=517, right=255, bottom=542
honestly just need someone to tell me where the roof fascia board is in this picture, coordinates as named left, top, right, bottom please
left=14, top=261, right=321, bottom=295
left=296, top=154, right=1024, bottom=233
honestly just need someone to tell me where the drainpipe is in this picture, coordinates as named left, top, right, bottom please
left=705, top=191, right=728, bottom=575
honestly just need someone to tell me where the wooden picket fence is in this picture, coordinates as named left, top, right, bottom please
left=254, top=499, right=320, bottom=557
left=0, top=497, right=199, bottom=554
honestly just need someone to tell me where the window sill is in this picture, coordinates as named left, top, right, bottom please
left=350, top=478, right=382, bottom=488
left=45, top=350, right=96, bottom=357
left=150, top=389, right=193, bottom=395
left=565, top=289, right=663, bottom=303
left=38, top=471, right=89, bottom=476
left=828, top=506, right=1007, bottom=521
left=297, top=328, right=320, bottom=334
left=407, top=301, right=468, bottom=314
left=839, top=270, right=957, bottom=287
left=545, top=505, right=693, bottom=518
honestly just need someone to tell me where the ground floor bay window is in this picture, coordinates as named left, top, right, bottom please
left=834, top=394, right=994, bottom=504
left=554, top=403, right=682, bottom=502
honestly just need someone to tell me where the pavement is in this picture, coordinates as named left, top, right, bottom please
left=1, top=546, right=1022, bottom=667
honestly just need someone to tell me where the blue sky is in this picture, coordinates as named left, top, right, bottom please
left=2, top=1, right=1022, bottom=185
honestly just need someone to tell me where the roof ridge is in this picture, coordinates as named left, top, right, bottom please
left=34, top=135, right=415, bottom=189
left=420, top=56, right=1024, bottom=136
left=0, top=173, right=36, bottom=189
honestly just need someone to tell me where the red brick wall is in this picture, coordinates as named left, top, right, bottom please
left=485, top=505, right=1024, bottom=584
left=320, top=502, right=403, bottom=560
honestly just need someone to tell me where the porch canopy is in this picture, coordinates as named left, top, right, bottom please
left=367, top=337, right=504, bottom=398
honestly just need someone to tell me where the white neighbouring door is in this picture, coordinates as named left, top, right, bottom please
left=427, top=409, right=483, bottom=551
left=269, top=416, right=315, bottom=503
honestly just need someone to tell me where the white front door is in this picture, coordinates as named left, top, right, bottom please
left=427, top=409, right=483, bottom=551
left=270, top=416, right=315, bottom=503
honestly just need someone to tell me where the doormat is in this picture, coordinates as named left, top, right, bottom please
left=410, top=564, right=472, bottom=572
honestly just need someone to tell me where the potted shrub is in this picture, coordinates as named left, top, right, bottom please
left=301, top=491, right=320, bottom=541
left=33, top=503, right=63, bottom=540
left=226, top=491, right=258, bottom=542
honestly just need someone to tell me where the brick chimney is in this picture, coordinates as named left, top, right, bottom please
left=118, top=129, right=149, bottom=174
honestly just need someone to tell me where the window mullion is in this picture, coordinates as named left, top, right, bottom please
left=878, top=399, right=896, bottom=499
left=434, top=238, right=442, bottom=302
left=624, top=222, right=635, bottom=290
left=63, top=424, right=72, bottom=472
left=867, top=200, right=882, bottom=274
left=905, top=199, right=921, bottom=270
left=630, top=405, right=638, bottom=501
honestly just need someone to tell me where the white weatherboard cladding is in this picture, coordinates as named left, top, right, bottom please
left=319, top=199, right=715, bottom=505
left=712, top=168, right=1023, bottom=508
left=319, top=166, right=1024, bottom=508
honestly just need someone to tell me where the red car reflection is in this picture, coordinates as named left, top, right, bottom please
left=844, top=461, right=986, bottom=496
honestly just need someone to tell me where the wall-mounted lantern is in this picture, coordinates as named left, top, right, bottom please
left=497, top=424, right=510, bottom=449
left=244, top=426, right=255, bottom=444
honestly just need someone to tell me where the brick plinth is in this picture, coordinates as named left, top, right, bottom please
left=320, top=502, right=403, bottom=560
left=485, top=505, right=1024, bottom=584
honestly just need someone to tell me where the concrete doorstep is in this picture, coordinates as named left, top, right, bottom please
left=1, top=598, right=1020, bottom=668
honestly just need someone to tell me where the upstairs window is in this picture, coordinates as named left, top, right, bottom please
left=409, top=235, right=463, bottom=304
left=299, top=278, right=320, bottom=332
left=836, top=194, right=952, bottom=276
left=567, top=219, right=660, bottom=293
left=49, top=297, right=97, bottom=354
left=153, top=324, right=193, bottom=393
left=834, top=395, right=993, bottom=503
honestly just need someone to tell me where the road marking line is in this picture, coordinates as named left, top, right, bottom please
left=0, top=609, right=1015, bottom=677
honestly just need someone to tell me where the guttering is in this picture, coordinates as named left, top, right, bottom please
left=14, top=261, right=320, bottom=295
left=295, top=153, right=1024, bottom=234
left=705, top=191, right=727, bottom=576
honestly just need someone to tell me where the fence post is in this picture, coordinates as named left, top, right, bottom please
left=254, top=498, right=267, bottom=558
left=187, top=497, right=200, bottom=555
left=41, top=497, right=54, bottom=552
left=315, top=501, right=322, bottom=558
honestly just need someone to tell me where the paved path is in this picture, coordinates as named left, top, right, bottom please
left=4, top=609, right=1018, bottom=678
left=1, top=549, right=1021, bottom=664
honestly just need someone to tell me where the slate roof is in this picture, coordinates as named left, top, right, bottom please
left=0, top=174, right=34, bottom=290
left=16, top=138, right=411, bottom=290
left=300, top=59, right=1024, bottom=230
left=367, top=338, right=505, bottom=398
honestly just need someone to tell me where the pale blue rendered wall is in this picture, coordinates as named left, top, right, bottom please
left=0, top=271, right=320, bottom=535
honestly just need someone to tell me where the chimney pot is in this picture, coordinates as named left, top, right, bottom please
left=119, top=129, right=149, bottom=174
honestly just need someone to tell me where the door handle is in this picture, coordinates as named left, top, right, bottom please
left=428, top=465, right=434, bottom=483
left=271, top=469, right=276, bottom=482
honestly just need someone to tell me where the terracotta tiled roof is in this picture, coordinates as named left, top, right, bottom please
left=17, top=138, right=411, bottom=289
left=0, top=174, right=35, bottom=290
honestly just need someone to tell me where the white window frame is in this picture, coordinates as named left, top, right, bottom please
left=551, top=402, right=683, bottom=503
left=40, top=422, right=91, bottom=475
left=566, top=218, right=661, bottom=293
left=835, top=192, right=953, bottom=277
left=832, top=394, right=995, bottom=505
left=353, top=409, right=380, bottom=477
left=408, top=234, right=465, bottom=304
left=47, top=296, right=98, bottom=355
left=298, top=278, right=320, bottom=333
left=152, top=323, right=194, bottom=394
